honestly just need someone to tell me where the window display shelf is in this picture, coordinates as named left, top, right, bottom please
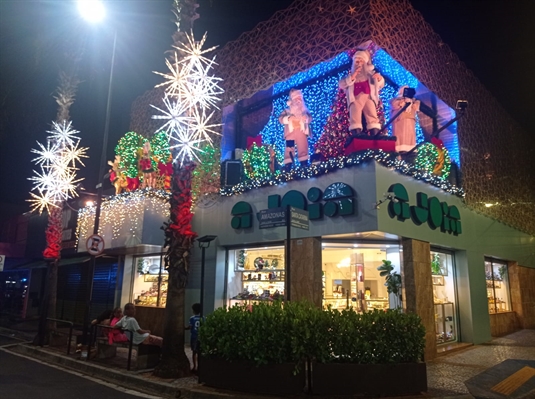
left=435, top=302, right=455, bottom=344
left=323, top=296, right=353, bottom=311
left=134, top=281, right=167, bottom=307
left=242, top=270, right=285, bottom=282
left=366, top=299, right=389, bottom=310
left=486, top=280, right=502, bottom=289
left=432, top=275, right=444, bottom=286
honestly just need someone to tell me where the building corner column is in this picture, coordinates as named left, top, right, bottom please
left=289, top=237, right=322, bottom=307
left=401, top=237, right=436, bottom=361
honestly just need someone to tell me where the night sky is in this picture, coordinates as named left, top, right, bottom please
left=0, top=0, right=534, bottom=216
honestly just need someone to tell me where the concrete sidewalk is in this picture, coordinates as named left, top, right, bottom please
left=1, top=329, right=534, bottom=399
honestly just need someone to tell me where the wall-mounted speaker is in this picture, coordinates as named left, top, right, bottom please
left=221, top=160, right=243, bottom=187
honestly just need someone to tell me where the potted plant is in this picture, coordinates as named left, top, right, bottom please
left=431, top=253, right=442, bottom=275
left=198, top=301, right=309, bottom=395
left=310, top=308, right=427, bottom=396
left=199, top=300, right=427, bottom=396
left=377, top=259, right=402, bottom=308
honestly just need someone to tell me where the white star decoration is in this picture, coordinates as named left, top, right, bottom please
left=28, top=120, right=88, bottom=213
left=151, top=31, right=223, bottom=166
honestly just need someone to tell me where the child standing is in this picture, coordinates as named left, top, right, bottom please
left=186, top=303, right=202, bottom=373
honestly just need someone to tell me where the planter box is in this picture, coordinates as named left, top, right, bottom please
left=311, top=362, right=427, bottom=396
left=199, top=357, right=306, bottom=395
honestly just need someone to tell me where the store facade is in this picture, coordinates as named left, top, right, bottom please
left=191, top=162, right=535, bottom=360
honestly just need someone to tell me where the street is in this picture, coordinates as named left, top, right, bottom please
left=0, top=339, right=163, bottom=399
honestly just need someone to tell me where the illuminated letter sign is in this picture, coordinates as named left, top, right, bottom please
left=231, top=182, right=355, bottom=230
left=387, top=183, right=462, bottom=235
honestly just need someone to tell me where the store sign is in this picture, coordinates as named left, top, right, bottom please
left=290, top=207, right=309, bottom=230
left=387, top=183, right=462, bottom=235
left=231, top=182, right=355, bottom=230
left=258, top=208, right=286, bottom=229
left=257, top=207, right=310, bottom=230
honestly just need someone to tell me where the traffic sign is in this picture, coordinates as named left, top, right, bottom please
left=86, top=234, right=105, bottom=256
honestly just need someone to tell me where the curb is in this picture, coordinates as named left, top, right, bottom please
left=3, top=344, right=279, bottom=399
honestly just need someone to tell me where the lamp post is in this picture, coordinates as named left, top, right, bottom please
left=78, top=0, right=117, bottom=346
left=197, top=235, right=217, bottom=317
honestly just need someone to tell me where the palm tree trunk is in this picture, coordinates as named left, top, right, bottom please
left=154, top=161, right=197, bottom=378
left=35, top=205, right=62, bottom=345
left=154, top=269, right=190, bottom=378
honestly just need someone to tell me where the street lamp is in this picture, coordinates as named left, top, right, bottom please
left=78, top=0, right=118, bottom=346
left=197, top=235, right=217, bottom=317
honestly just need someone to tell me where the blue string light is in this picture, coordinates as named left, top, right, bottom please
left=259, top=53, right=350, bottom=161
left=373, top=49, right=460, bottom=164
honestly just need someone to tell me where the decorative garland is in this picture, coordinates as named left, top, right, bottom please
left=220, top=149, right=464, bottom=198
left=415, top=142, right=451, bottom=179
left=163, top=161, right=197, bottom=285
left=242, top=144, right=273, bottom=180
left=43, top=206, right=63, bottom=260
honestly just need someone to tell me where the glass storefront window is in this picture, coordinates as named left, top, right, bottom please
left=431, top=250, right=457, bottom=344
left=132, top=255, right=167, bottom=307
left=227, top=246, right=285, bottom=305
left=321, top=243, right=402, bottom=312
left=485, top=258, right=511, bottom=313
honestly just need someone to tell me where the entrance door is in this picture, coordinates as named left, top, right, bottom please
left=431, top=250, right=458, bottom=344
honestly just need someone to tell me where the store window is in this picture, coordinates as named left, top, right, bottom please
left=228, top=246, right=285, bottom=305
left=431, top=250, right=457, bottom=344
left=485, top=258, right=511, bottom=314
left=322, top=243, right=402, bottom=312
left=132, top=254, right=167, bottom=307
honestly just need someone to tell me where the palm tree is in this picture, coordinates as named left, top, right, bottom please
left=152, top=0, right=222, bottom=378
left=34, top=67, right=83, bottom=345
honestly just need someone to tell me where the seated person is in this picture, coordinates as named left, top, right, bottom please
left=91, top=309, right=113, bottom=338
left=114, top=303, right=163, bottom=347
left=108, top=307, right=128, bottom=344
left=91, top=309, right=113, bottom=327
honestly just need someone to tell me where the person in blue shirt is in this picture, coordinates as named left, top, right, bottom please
left=186, top=303, right=202, bottom=373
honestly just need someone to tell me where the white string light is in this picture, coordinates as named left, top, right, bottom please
left=28, top=120, right=88, bottom=213
left=151, top=31, right=223, bottom=166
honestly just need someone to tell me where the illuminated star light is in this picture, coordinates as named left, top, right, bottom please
left=189, top=107, right=221, bottom=144
left=173, top=31, right=219, bottom=72
left=153, top=55, right=190, bottom=98
left=28, top=120, right=87, bottom=213
left=47, top=120, right=80, bottom=146
left=183, top=60, right=224, bottom=110
left=168, top=127, right=205, bottom=165
left=150, top=95, right=192, bottom=135
left=31, top=140, right=59, bottom=166
left=61, top=140, right=89, bottom=168
left=151, top=31, right=223, bottom=166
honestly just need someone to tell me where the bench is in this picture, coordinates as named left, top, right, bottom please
left=93, top=327, right=161, bottom=370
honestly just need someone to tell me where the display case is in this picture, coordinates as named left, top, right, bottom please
left=134, top=275, right=168, bottom=307
left=485, top=259, right=511, bottom=313
left=366, top=298, right=389, bottom=310
left=434, top=302, right=455, bottom=344
left=230, top=247, right=285, bottom=302
left=132, top=255, right=167, bottom=307
left=323, top=293, right=354, bottom=311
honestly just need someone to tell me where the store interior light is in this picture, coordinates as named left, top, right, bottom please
left=353, top=244, right=359, bottom=247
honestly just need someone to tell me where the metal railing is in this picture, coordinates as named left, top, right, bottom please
left=91, top=324, right=134, bottom=370
left=46, top=318, right=74, bottom=355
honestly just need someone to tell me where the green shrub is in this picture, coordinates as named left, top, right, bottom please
left=199, top=301, right=425, bottom=367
